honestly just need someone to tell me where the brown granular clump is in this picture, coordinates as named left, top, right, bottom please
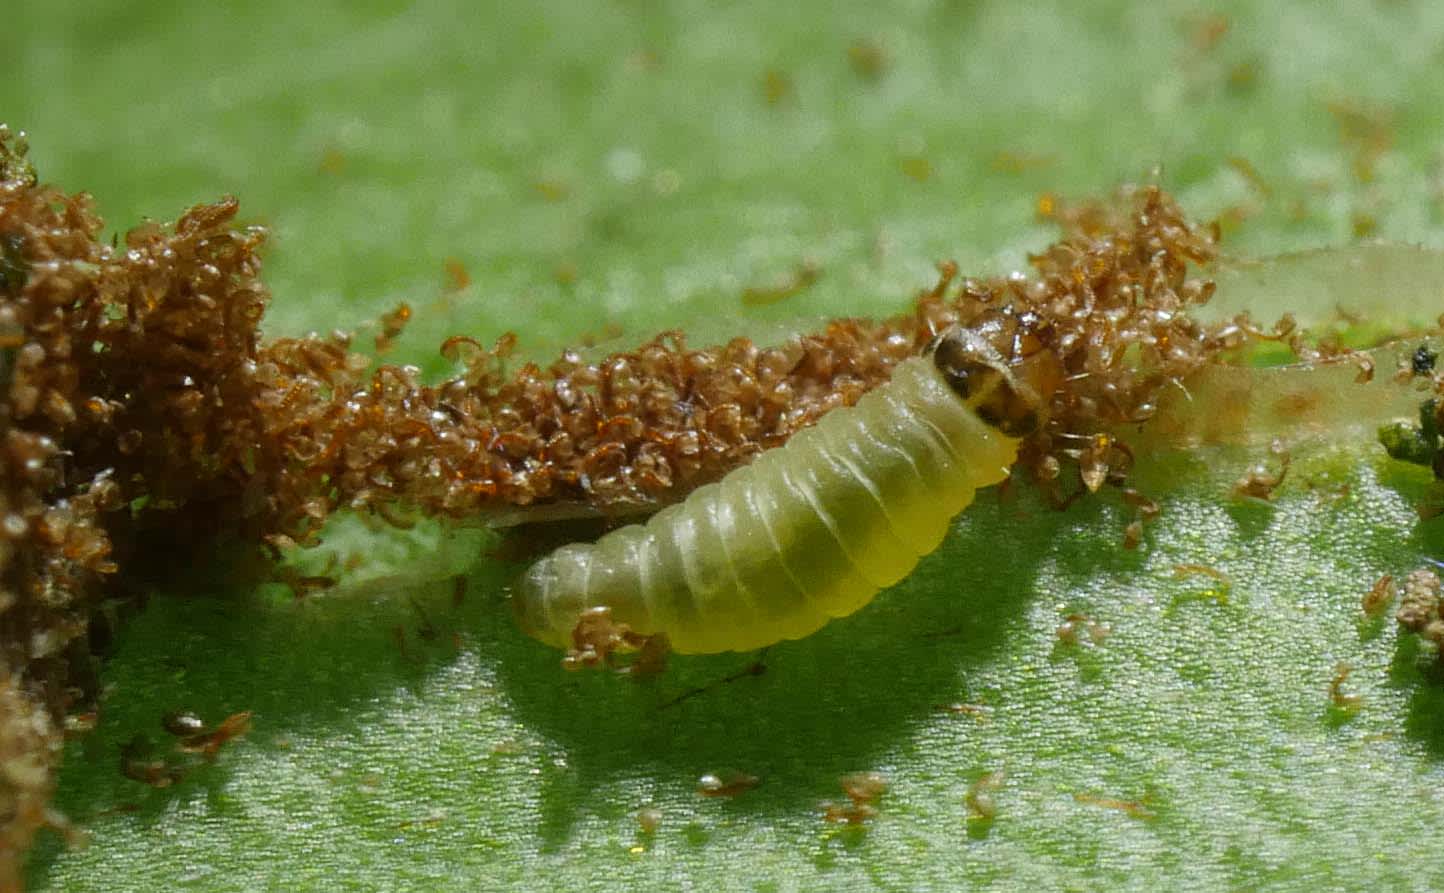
left=40, top=180, right=1242, bottom=542
left=304, top=183, right=1241, bottom=520
left=0, top=128, right=354, bottom=879
left=0, top=674, right=68, bottom=891
left=1396, top=567, right=1444, bottom=649
left=0, top=126, right=118, bottom=880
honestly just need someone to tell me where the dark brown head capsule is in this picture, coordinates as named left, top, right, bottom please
left=1413, top=344, right=1437, bottom=376
left=930, top=328, right=1042, bottom=437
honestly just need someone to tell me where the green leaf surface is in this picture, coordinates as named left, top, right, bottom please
left=9, top=1, right=1444, bottom=889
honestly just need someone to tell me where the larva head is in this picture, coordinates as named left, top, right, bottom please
left=930, top=328, right=1047, bottom=437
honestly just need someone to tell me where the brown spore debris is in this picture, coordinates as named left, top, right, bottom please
left=1396, top=567, right=1444, bottom=653
left=1120, top=487, right=1160, bottom=549
left=0, top=124, right=369, bottom=874
left=560, top=606, right=668, bottom=676
left=821, top=770, right=887, bottom=825
left=1073, top=791, right=1156, bottom=820
left=304, top=182, right=1254, bottom=526
left=696, top=770, right=759, bottom=798
left=739, top=259, right=820, bottom=307
left=761, top=69, right=793, bottom=106
left=1362, top=574, right=1396, bottom=618
left=1326, top=96, right=1395, bottom=185
left=1171, top=563, right=1233, bottom=608
left=936, top=702, right=990, bottom=721
left=635, top=805, right=662, bottom=835
left=85, top=182, right=1278, bottom=544
left=1055, top=613, right=1111, bottom=647
left=966, top=770, right=1005, bottom=823
left=118, top=710, right=251, bottom=792
left=175, top=710, right=253, bottom=759
left=1231, top=439, right=1291, bottom=501
left=1328, top=662, right=1362, bottom=713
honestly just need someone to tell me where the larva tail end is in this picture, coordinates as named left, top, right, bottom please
left=511, top=562, right=571, bottom=649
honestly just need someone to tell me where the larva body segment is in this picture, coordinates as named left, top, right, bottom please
left=513, top=349, right=1022, bottom=654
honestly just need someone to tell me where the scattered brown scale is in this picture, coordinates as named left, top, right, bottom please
left=966, top=770, right=1005, bottom=823
left=1231, top=439, right=1291, bottom=501
left=635, top=806, right=662, bottom=835
left=175, top=711, right=252, bottom=759
left=1172, top=563, right=1233, bottom=607
left=374, top=302, right=412, bottom=353
left=1225, top=156, right=1271, bottom=199
left=761, top=70, right=793, bottom=107
left=936, top=702, right=990, bottom=721
left=847, top=39, right=889, bottom=82
left=1120, top=487, right=1160, bottom=550
left=559, top=606, right=666, bottom=675
left=739, top=260, right=821, bottom=307
left=1362, top=574, right=1396, bottom=618
left=119, top=736, right=185, bottom=789
left=161, top=710, right=206, bottom=737
left=1055, top=613, right=1111, bottom=646
left=443, top=258, right=471, bottom=293
left=1327, top=96, right=1395, bottom=185
left=821, top=770, right=888, bottom=825
left=1328, top=662, right=1362, bottom=713
left=695, top=770, right=759, bottom=798
left=1121, top=519, right=1145, bottom=550
left=117, top=710, right=251, bottom=794
left=1073, top=792, right=1156, bottom=820
left=1174, top=563, right=1230, bottom=585
left=61, top=710, right=96, bottom=739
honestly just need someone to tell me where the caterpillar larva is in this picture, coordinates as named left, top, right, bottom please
left=513, top=328, right=1045, bottom=654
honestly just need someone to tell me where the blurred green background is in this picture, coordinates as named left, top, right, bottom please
left=8, top=0, right=1444, bottom=889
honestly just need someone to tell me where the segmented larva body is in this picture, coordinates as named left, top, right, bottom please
left=513, top=332, right=1026, bottom=654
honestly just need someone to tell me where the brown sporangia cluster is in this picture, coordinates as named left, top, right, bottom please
left=0, top=126, right=389, bottom=881
left=1396, top=567, right=1444, bottom=652
left=306, top=182, right=1247, bottom=523
left=0, top=127, right=122, bottom=883
left=88, top=179, right=1244, bottom=536
left=0, top=124, right=1323, bottom=877
left=87, top=183, right=1256, bottom=542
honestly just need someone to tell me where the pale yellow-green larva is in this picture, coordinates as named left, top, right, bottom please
left=512, top=329, right=1033, bottom=654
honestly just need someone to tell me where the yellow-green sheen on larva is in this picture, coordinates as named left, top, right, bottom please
left=513, top=355, right=1021, bottom=653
